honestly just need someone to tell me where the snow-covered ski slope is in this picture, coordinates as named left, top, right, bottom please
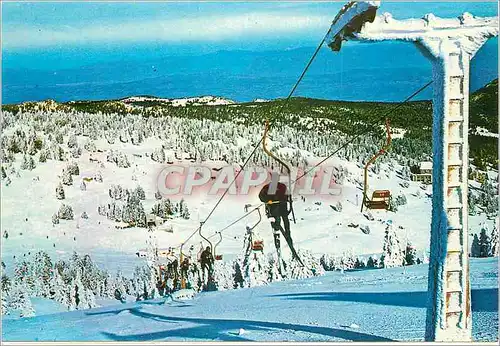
left=2, top=258, right=497, bottom=342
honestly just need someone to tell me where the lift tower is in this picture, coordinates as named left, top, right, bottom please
left=326, top=1, right=498, bottom=341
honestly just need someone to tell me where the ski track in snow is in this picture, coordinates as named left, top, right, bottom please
left=2, top=258, right=497, bottom=342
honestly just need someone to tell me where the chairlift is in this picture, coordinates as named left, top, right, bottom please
left=246, top=207, right=265, bottom=252
left=262, top=120, right=296, bottom=224
left=213, top=232, right=223, bottom=260
left=252, top=240, right=264, bottom=252
left=361, top=118, right=392, bottom=212
left=199, top=225, right=224, bottom=261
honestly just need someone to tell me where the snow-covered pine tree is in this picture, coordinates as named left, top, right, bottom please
left=52, top=213, right=60, bottom=225
left=56, top=183, right=65, bottom=200
left=490, top=223, right=499, bottom=257
left=68, top=271, right=82, bottom=310
left=286, top=249, right=320, bottom=279
left=400, top=166, right=410, bottom=180
left=123, top=190, right=146, bottom=227
left=53, top=145, right=65, bottom=161
left=468, top=189, right=478, bottom=216
left=354, top=257, right=366, bottom=269
left=32, top=251, right=52, bottom=298
left=178, top=199, right=190, bottom=219
left=39, top=149, right=48, bottom=163
left=320, top=254, right=331, bottom=271
left=1, top=274, right=11, bottom=315
left=58, top=204, right=74, bottom=220
left=481, top=175, right=498, bottom=217
left=405, top=242, right=417, bottom=266
left=7, top=282, right=35, bottom=318
left=84, top=140, right=97, bottom=152
left=470, top=234, right=481, bottom=257
left=94, top=171, right=103, bottom=183
left=232, top=260, right=244, bottom=288
left=212, top=260, right=234, bottom=291
left=61, top=169, right=73, bottom=185
left=366, top=256, right=377, bottom=268
left=135, top=186, right=146, bottom=200
left=151, top=148, right=166, bottom=163
left=382, top=224, right=405, bottom=268
left=20, top=155, right=36, bottom=171
left=67, top=161, right=80, bottom=175
left=479, top=226, right=491, bottom=258
left=49, top=270, right=69, bottom=309
left=67, top=134, right=78, bottom=149
left=388, top=198, right=399, bottom=213
left=117, top=152, right=131, bottom=168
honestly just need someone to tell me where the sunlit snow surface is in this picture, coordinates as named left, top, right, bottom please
left=2, top=258, right=497, bottom=342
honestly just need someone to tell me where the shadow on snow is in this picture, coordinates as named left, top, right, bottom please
left=87, top=307, right=394, bottom=342
left=269, top=288, right=498, bottom=312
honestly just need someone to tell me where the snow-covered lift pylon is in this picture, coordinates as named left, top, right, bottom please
left=326, top=1, right=498, bottom=341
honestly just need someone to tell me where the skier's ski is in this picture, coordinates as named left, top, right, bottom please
left=273, top=230, right=286, bottom=276
left=279, top=227, right=304, bottom=267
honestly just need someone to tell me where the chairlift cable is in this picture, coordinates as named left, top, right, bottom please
left=199, top=78, right=432, bottom=248
left=178, top=26, right=334, bottom=249
left=291, top=80, right=433, bottom=186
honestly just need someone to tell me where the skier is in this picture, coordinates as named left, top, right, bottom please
left=258, top=180, right=304, bottom=266
left=165, top=248, right=179, bottom=280
left=200, top=246, right=214, bottom=282
left=180, top=257, right=190, bottom=280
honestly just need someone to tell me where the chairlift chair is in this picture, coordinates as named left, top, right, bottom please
left=213, top=232, right=223, bottom=260
left=198, top=225, right=223, bottom=260
left=245, top=207, right=265, bottom=252
left=252, top=240, right=264, bottom=252
left=361, top=118, right=392, bottom=212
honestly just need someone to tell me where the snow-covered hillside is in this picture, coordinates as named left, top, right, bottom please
left=1, top=100, right=497, bottom=275
left=2, top=258, right=497, bottom=342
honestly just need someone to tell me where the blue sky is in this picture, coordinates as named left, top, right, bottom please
left=3, top=1, right=498, bottom=51
left=2, top=2, right=498, bottom=103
